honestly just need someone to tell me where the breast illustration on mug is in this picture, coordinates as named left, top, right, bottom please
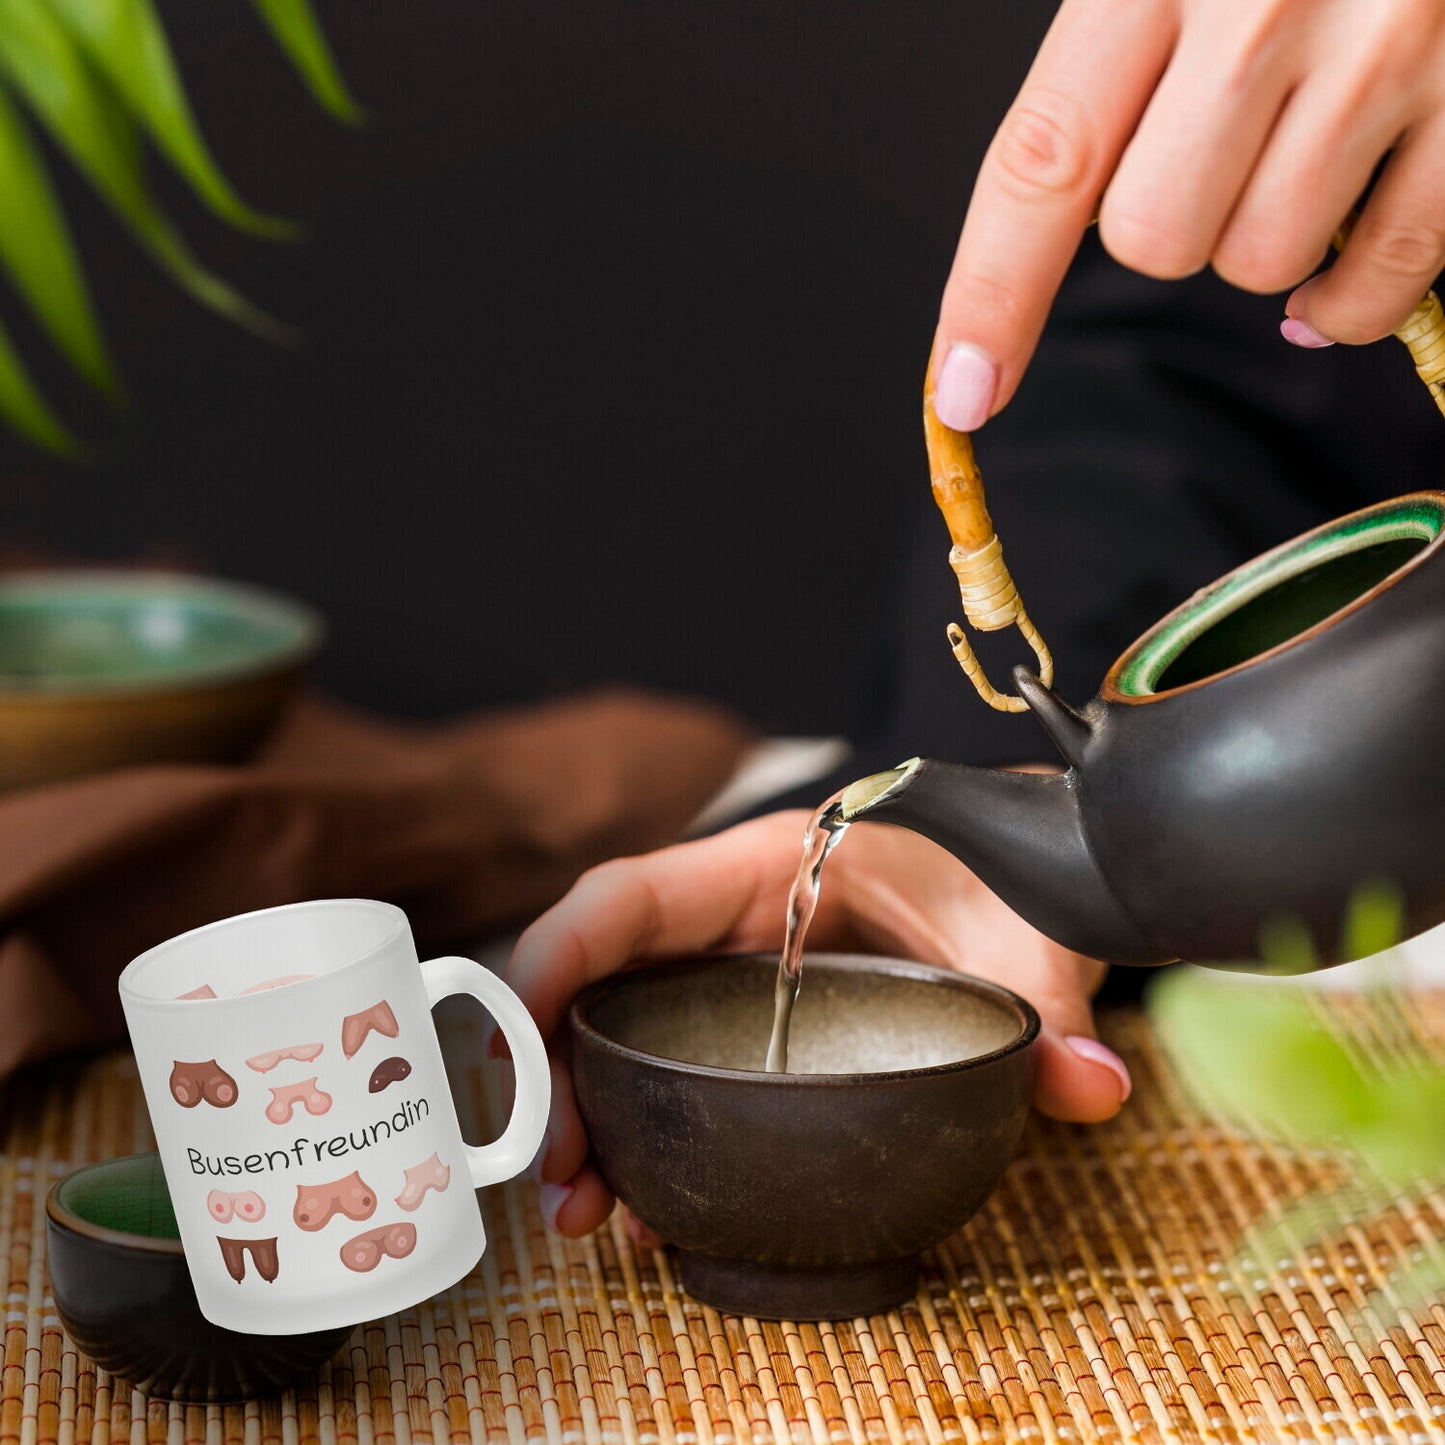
left=118, top=899, right=550, bottom=1336
left=163, top=995, right=443, bottom=1283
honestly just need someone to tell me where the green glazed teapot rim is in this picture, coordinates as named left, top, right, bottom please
left=1108, top=493, right=1445, bottom=701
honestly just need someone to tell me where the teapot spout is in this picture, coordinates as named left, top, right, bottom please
left=839, top=760, right=1173, bottom=966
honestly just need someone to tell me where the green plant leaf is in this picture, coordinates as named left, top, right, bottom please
left=0, top=309, right=79, bottom=456
left=43, top=0, right=299, bottom=240
left=1351, top=1068, right=1445, bottom=1185
left=1149, top=969, right=1377, bottom=1138
left=250, top=0, right=364, bottom=123
left=0, top=5, right=293, bottom=343
left=0, top=81, right=118, bottom=404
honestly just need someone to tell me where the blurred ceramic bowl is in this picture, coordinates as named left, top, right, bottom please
left=0, top=571, right=322, bottom=790
left=46, top=1153, right=351, bottom=1402
left=569, top=953, right=1039, bottom=1320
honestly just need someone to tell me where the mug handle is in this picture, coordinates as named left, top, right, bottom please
left=421, top=956, right=551, bottom=1189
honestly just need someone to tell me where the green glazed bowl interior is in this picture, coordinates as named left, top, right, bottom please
left=51, top=1153, right=182, bottom=1247
left=47, top=1154, right=351, bottom=1402
left=0, top=572, right=322, bottom=696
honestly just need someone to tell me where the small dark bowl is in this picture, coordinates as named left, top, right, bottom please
left=0, top=571, right=323, bottom=790
left=569, top=953, right=1039, bottom=1320
left=46, top=1154, right=351, bottom=1402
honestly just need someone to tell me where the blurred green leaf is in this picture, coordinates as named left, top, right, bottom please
left=1255, top=915, right=1318, bottom=975
left=1342, top=880, right=1406, bottom=963
left=0, top=310, right=79, bottom=456
left=0, top=4, right=292, bottom=344
left=1248, top=1184, right=1445, bottom=1324
left=1149, top=970, right=1376, bottom=1138
left=44, top=0, right=299, bottom=239
left=1352, top=1068, right=1445, bottom=1185
left=1360, top=1244, right=1445, bottom=1319
left=83, top=80, right=299, bottom=344
left=1149, top=889, right=1445, bottom=1324
left=0, top=0, right=351, bottom=453
left=250, top=0, right=365, bottom=123
left=0, top=82, right=118, bottom=403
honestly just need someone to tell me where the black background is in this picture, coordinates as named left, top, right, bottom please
left=0, top=0, right=1056, bottom=738
left=3, top=1, right=1440, bottom=774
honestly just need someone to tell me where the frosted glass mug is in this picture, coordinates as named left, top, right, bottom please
left=118, top=899, right=549, bottom=1335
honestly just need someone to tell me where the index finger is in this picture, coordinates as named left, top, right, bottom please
left=504, top=813, right=806, bottom=1041
left=933, top=0, right=1176, bottom=431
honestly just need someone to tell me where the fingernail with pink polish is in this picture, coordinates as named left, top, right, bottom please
left=1064, top=1035, right=1132, bottom=1102
left=934, top=342, right=999, bottom=431
left=527, top=1131, right=552, bottom=1185
left=538, top=1181, right=572, bottom=1232
left=1280, top=317, right=1334, bottom=349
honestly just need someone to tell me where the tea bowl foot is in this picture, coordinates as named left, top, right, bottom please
left=677, top=1251, right=917, bottom=1320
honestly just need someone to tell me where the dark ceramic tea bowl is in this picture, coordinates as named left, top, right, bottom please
left=569, top=953, right=1038, bottom=1320
left=46, top=1154, right=351, bottom=1402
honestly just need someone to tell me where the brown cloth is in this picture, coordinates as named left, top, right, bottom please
left=0, top=688, right=754, bottom=1077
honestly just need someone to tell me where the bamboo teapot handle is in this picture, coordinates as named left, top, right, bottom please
left=924, top=347, right=1053, bottom=712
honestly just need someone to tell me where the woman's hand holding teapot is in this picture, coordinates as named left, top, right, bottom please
left=932, top=0, right=1445, bottom=433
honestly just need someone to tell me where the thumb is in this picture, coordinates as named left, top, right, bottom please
left=1021, top=965, right=1131, bottom=1123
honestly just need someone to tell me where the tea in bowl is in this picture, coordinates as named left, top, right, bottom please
left=568, top=953, right=1038, bottom=1320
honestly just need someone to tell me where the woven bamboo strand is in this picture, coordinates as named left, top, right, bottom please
left=923, top=350, right=1054, bottom=713
left=1138, top=1024, right=1429, bottom=1443
left=1101, top=1080, right=1280, bottom=1442
left=943, top=1190, right=1116, bottom=1443
left=1013, top=1147, right=1186, bottom=1443
left=1084, top=1098, right=1331, bottom=1442
left=1105, top=1112, right=1285, bottom=1432
left=1086, top=1039, right=1338, bottom=1442
left=1227, top=1142, right=1422, bottom=1438
left=1129, top=1062, right=1342, bottom=1442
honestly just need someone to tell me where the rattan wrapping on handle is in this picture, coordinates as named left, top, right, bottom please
left=924, top=351, right=1053, bottom=711
left=1395, top=292, right=1445, bottom=417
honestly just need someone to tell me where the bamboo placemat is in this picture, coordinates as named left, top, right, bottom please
left=3, top=1002, right=1445, bottom=1445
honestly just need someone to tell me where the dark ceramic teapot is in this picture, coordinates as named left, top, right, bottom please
left=840, top=492, right=1445, bottom=969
